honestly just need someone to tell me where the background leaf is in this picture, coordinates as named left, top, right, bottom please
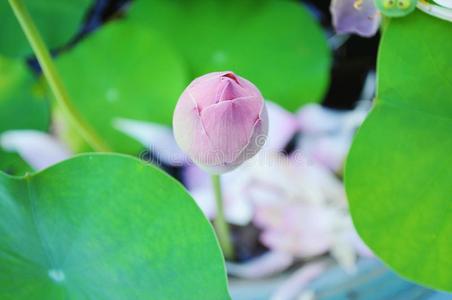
left=345, top=12, right=452, bottom=291
left=0, top=153, right=230, bottom=299
left=0, top=57, right=49, bottom=133
left=0, top=0, right=92, bottom=58
left=56, top=21, right=189, bottom=154
left=129, top=0, right=331, bottom=111
left=0, top=56, right=49, bottom=175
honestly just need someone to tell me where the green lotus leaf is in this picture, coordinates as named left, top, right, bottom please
left=345, top=11, right=452, bottom=291
left=0, top=153, right=230, bottom=299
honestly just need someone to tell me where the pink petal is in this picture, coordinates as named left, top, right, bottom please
left=187, top=71, right=261, bottom=110
left=200, top=97, right=262, bottom=165
left=173, top=93, right=211, bottom=165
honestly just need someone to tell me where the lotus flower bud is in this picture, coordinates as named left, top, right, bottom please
left=173, top=71, right=268, bottom=174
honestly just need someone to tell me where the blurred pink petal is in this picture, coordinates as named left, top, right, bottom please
left=264, top=101, right=299, bottom=152
left=297, top=104, right=345, bottom=134
left=113, top=118, right=187, bottom=166
left=182, top=163, right=254, bottom=225
left=330, top=0, right=381, bottom=37
left=199, top=96, right=267, bottom=170
left=189, top=184, right=216, bottom=220
left=255, top=203, right=334, bottom=258
left=297, top=134, right=351, bottom=172
left=271, top=259, right=331, bottom=300
left=182, top=163, right=210, bottom=191
left=226, top=251, right=294, bottom=279
left=296, top=104, right=368, bottom=172
left=0, top=130, right=72, bottom=170
left=289, top=159, right=347, bottom=206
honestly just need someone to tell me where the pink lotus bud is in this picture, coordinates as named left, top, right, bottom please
left=173, top=71, right=268, bottom=174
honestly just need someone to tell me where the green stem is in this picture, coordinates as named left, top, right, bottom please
left=8, top=0, right=111, bottom=152
left=211, top=174, right=234, bottom=260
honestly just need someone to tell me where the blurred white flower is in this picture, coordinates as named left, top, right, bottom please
left=181, top=99, right=302, bottom=225
left=0, top=130, right=71, bottom=170
left=113, top=118, right=187, bottom=166
left=264, top=101, right=299, bottom=152
left=297, top=103, right=369, bottom=173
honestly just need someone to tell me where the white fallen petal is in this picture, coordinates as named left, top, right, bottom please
left=255, top=203, right=335, bottom=258
left=264, top=101, right=299, bottom=152
left=417, top=1, right=452, bottom=21
left=349, top=227, right=374, bottom=258
left=297, top=103, right=368, bottom=135
left=188, top=186, right=216, bottom=220
left=432, top=0, right=452, bottom=9
left=296, top=103, right=369, bottom=172
left=297, top=134, right=352, bottom=173
left=226, top=251, right=294, bottom=279
left=182, top=163, right=254, bottom=225
left=0, top=130, right=72, bottom=171
left=290, top=159, right=347, bottom=206
left=182, top=163, right=210, bottom=191
left=330, top=238, right=357, bottom=273
left=271, top=259, right=331, bottom=300
left=224, top=193, right=254, bottom=226
left=113, top=118, right=187, bottom=166
left=297, top=104, right=344, bottom=134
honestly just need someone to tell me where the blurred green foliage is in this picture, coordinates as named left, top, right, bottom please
left=0, top=57, right=49, bottom=132
left=0, top=0, right=92, bottom=58
left=0, top=0, right=331, bottom=158
left=0, top=56, right=49, bottom=174
left=0, top=0, right=330, bottom=158
left=129, top=0, right=331, bottom=111
left=345, top=11, right=452, bottom=292
left=56, top=21, right=188, bottom=154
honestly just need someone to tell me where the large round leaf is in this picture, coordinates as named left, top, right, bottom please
left=0, top=0, right=92, bottom=58
left=129, top=0, right=331, bottom=111
left=56, top=21, right=188, bottom=154
left=0, top=56, right=49, bottom=175
left=345, top=12, right=452, bottom=291
left=0, top=153, right=230, bottom=299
